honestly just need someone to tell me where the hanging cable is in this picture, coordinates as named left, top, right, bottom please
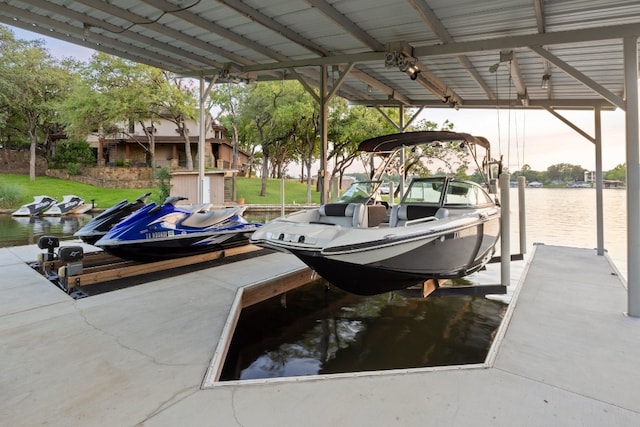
left=107, top=0, right=203, bottom=34
left=522, top=108, right=526, bottom=168
left=495, top=71, right=502, bottom=159
left=514, top=108, right=520, bottom=171
left=507, top=60, right=513, bottom=172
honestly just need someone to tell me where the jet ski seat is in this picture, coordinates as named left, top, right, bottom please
left=181, top=207, right=245, bottom=228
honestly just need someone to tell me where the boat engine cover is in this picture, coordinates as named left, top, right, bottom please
left=59, top=246, right=84, bottom=263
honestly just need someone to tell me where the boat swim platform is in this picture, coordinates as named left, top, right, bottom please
left=1, top=243, right=639, bottom=426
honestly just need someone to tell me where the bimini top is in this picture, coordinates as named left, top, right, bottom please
left=357, top=131, right=491, bottom=154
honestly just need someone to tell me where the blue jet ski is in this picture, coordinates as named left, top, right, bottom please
left=94, top=196, right=261, bottom=262
left=74, top=192, right=151, bottom=245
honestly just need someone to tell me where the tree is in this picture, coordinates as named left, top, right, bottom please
left=213, top=82, right=251, bottom=199
left=62, top=53, right=171, bottom=177
left=513, top=164, right=542, bottom=184
left=327, top=101, right=396, bottom=188
left=234, top=81, right=301, bottom=197
left=0, top=27, right=78, bottom=180
left=605, top=163, right=625, bottom=182
left=546, top=163, right=586, bottom=183
left=152, top=71, right=198, bottom=170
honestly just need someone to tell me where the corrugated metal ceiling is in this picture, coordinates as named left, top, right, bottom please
left=2, top=0, right=640, bottom=110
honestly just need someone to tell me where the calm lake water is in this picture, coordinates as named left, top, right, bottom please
left=0, top=188, right=627, bottom=271
left=1, top=188, right=628, bottom=380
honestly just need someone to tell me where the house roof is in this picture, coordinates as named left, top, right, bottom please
left=2, top=1, right=638, bottom=112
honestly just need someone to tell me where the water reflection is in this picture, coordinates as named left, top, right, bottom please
left=220, top=279, right=505, bottom=381
left=0, top=211, right=276, bottom=248
left=0, top=214, right=91, bottom=247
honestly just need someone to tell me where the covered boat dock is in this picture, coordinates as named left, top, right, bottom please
left=2, top=2, right=640, bottom=425
left=2, top=0, right=639, bottom=314
left=1, top=242, right=639, bottom=425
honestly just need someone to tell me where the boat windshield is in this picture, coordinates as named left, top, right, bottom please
left=402, top=177, right=494, bottom=207
left=337, top=181, right=380, bottom=204
left=402, top=178, right=446, bottom=204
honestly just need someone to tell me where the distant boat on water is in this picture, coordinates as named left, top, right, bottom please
left=11, top=195, right=57, bottom=216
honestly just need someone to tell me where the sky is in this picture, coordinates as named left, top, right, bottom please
left=8, top=25, right=630, bottom=173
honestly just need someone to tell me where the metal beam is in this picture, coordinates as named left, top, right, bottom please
left=349, top=98, right=616, bottom=109
left=75, top=0, right=248, bottom=66
left=348, top=69, right=412, bottom=105
left=542, top=107, right=596, bottom=143
left=530, top=46, right=625, bottom=110
left=0, top=5, right=203, bottom=72
left=200, top=52, right=383, bottom=74
left=306, top=0, right=384, bottom=51
left=407, top=0, right=495, bottom=99
left=142, top=0, right=286, bottom=62
left=217, top=0, right=328, bottom=57
left=413, top=23, right=640, bottom=57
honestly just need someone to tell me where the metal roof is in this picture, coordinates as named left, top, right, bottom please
left=2, top=0, right=639, bottom=111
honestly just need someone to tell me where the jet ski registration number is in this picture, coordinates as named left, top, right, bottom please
left=146, top=231, right=175, bottom=239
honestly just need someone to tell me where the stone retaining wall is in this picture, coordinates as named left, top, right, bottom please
left=46, top=166, right=155, bottom=189
left=0, top=149, right=47, bottom=175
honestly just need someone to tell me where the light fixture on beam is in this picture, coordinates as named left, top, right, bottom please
left=541, top=74, right=551, bottom=89
left=406, top=64, right=420, bottom=80
left=397, top=53, right=420, bottom=80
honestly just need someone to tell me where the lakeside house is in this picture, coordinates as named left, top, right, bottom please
left=86, top=114, right=250, bottom=173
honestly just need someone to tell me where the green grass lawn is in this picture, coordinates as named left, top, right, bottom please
left=0, top=173, right=320, bottom=209
left=236, top=176, right=320, bottom=205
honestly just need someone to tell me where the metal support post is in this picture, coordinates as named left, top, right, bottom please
left=198, top=76, right=206, bottom=204
left=518, top=176, right=527, bottom=254
left=624, top=36, right=640, bottom=317
left=319, top=65, right=329, bottom=204
left=500, top=173, right=511, bottom=286
left=595, top=106, right=605, bottom=256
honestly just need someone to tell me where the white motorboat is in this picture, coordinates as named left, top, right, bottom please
left=250, top=131, right=501, bottom=295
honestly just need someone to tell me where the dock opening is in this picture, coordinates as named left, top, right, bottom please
left=203, top=268, right=513, bottom=387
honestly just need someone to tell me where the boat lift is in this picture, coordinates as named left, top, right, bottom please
left=33, top=236, right=261, bottom=299
left=413, top=173, right=526, bottom=299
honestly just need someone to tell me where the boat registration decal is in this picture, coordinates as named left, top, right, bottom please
left=145, top=230, right=175, bottom=239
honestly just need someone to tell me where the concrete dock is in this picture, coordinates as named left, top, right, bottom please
left=1, top=243, right=639, bottom=426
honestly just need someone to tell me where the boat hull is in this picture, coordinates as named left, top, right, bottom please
left=253, top=213, right=499, bottom=295
left=95, top=199, right=262, bottom=262
left=99, top=231, right=254, bottom=262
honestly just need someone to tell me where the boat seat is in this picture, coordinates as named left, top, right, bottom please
left=181, top=207, right=244, bottom=228
left=390, top=204, right=441, bottom=227
left=366, top=204, right=389, bottom=227
left=317, top=203, right=367, bottom=227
